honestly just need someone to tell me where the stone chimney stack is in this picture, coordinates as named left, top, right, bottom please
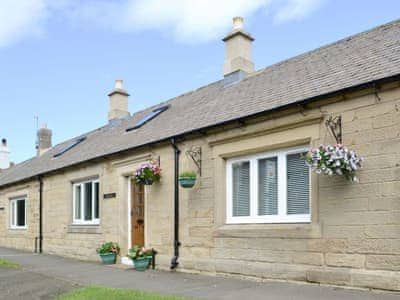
left=0, top=138, right=10, bottom=169
left=223, top=17, right=255, bottom=77
left=37, top=124, right=52, bottom=156
left=108, top=79, right=130, bottom=122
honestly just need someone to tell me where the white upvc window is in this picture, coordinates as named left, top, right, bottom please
left=10, top=198, right=27, bottom=229
left=226, top=145, right=311, bottom=224
left=72, top=180, right=100, bottom=225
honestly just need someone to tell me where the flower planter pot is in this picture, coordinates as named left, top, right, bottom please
left=179, top=178, right=196, bottom=188
left=99, top=253, right=117, bottom=265
left=143, top=178, right=154, bottom=185
left=133, top=257, right=151, bottom=271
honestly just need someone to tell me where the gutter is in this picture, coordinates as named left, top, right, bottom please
left=1, top=74, right=400, bottom=190
left=170, top=137, right=181, bottom=269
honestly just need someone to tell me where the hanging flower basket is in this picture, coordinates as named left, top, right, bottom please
left=133, top=161, right=161, bottom=185
left=302, top=144, right=364, bottom=183
left=178, top=171, right=197, bottom=188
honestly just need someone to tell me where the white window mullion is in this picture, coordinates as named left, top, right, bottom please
left=278, top=153, right=287, bottom=219
left=250, top=159, right=258, bottom=217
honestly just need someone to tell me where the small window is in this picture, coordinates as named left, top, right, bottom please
left=126, top=105, right=170, bottom=132
left=10, top=198, right=26, bottom=229
left=73, top=180, right=100, bottom=224
left=53, top=136, right=86, bottom=158
left=226, top=146, right=310, bottom=224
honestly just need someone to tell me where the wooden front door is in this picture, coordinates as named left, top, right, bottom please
left=131, top=181, right=145, bottom=247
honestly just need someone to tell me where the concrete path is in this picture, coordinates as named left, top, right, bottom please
left=0, top=247, right=399, bottom=300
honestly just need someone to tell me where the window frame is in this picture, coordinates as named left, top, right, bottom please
left=226, top=145, right=311, bottom=224
left=72, top=179, right=100, bottom=225
left=9, top=197, right=27, bottom=229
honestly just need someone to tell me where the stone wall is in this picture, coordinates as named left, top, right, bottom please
left=172, top=83, right=400, bottom=291
left=0, top=82, right=399, bottom=291
left=0, top=180, right=39, bottom=251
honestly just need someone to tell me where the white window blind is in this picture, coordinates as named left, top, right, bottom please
left=258, top=157, right=278, bottom=215
left=287, top=153, right=310, bottom=215
left=232, top=161, right=250, bottom=217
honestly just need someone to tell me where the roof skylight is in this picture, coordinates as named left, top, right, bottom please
left=126, top=105, right=170, bottom=132
left=53, top=136, right=86, bottom=158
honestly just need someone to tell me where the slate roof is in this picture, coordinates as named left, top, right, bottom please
left=1, top=20, right=400, bottom=187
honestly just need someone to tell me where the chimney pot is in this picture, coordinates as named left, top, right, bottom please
left=233, top=16, right=244, bottom=30
left=115, top=79, right=123, bottom=89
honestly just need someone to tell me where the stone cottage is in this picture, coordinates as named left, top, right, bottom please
left=1, top=17, right=400, bottom=291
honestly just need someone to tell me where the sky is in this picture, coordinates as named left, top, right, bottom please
left=0, top=0, right=399, bottom=164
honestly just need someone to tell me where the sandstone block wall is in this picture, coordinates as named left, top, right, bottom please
left=0, top=83, right=399, bottom=291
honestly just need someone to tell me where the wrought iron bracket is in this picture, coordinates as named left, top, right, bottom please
left=325, top=115, right=342, bottom=144
left=186, top=147, right=202, bottom=176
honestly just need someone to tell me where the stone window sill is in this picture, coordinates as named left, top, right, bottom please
left=214, top=223, right=322, bottom=239
left=8, top=227, right=28, bottom=232
left=67, top=224, right=102, bottom=234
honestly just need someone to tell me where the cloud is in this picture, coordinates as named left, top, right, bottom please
left=69, top=0, right=324, bottom=43
left=274, top=0, right=324, bottom=23
left=0, top=0, right=47, bottom=47
left=0, top=0, right=70, bottom=48
left=120, top=0, right=272, bottom=42
left=0, top=0, right=324, bottom=47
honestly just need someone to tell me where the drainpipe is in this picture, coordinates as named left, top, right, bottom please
left=170, top=137, right=181, bottom=269
left=38, top=175, right=43, bottom=253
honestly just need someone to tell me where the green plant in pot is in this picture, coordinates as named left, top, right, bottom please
left=179, top=171, right=197, bottom=188
left=96, top=242, right=120, bottom=265
left=128, top=246, right=154, bottom=271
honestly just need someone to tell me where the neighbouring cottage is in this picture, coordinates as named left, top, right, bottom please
left=1, top=17, right=400, bottom=291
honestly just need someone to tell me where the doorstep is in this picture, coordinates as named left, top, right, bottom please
left=121, top=256, right=133, bottom=266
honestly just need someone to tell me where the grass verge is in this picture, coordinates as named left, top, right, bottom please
left=56, top=286, right=188, bottom=300
left=0, top=258, right=19, bottom=268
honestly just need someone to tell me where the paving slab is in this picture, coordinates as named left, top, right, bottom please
left=0, top=247, right=399, bottom=300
